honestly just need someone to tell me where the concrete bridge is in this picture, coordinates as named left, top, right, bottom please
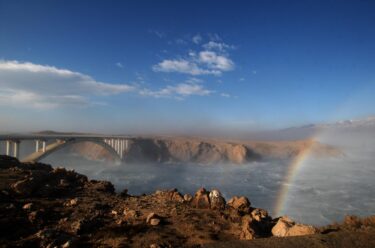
left=0, top=134, right=132, bottom=163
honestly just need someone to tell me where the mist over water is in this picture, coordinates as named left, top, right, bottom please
left=42, top=152, right=288, bottom=218
left=280, top=128, right=375, bottom=225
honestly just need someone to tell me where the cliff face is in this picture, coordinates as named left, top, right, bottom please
left=69, top=138, right=261, bottom=164
left=68, top=137, right=341, bottom=165
left=124, top=138, right=261, bottom=164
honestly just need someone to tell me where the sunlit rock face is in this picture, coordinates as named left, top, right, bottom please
left=68, top=137, right=340, bottom=165
left=68, top=142, right=114, bottom=161
left=69, top=138, right=262, bottom=164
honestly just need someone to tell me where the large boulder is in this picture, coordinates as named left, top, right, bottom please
left=251, top=208, right=269, bottom=222
left=209, top=189, right=226, bottom=210
left=240, top=215, right=256, bottom=240
left=191, top=188, right=210, bottom=209
left=271, top=216, right=316, bottom=237
left=227, top=196, right=251, bottom=213
left=154, top=188, right=184, bottom=202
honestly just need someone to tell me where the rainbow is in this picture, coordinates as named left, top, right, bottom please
left=273, top=138, right=317, bottom=216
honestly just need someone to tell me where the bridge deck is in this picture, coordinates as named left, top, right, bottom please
left=21, top=140, right=67, bottom=163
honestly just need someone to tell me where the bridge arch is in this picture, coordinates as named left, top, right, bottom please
left=21, top=138, right=122, bottom=163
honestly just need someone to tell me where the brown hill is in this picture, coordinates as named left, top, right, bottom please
left=68, top=137, right=342, bottom=164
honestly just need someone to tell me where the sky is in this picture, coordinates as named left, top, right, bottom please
left=0, top=0, right=375, bottom=135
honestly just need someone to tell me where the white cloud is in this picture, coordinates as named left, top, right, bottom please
left=220, top=93, right=231, bottom=98
left=152, top=59, right=221, bottom=75
left=153, top=36, right=235, bottom=76
left=0, top=89, right=91, bottom=110
left=140, top=83, right=212, bottom=99
left=202, top=41, right=235, bottom=52
left=185, top=77, right=203, bottom=84
left=116, top=62, right=123, bottom=68
left=0, top=60, right=135, bottom=109
left=198, top=51, right=234, bottom=71
left=207, top=33, right=222, bottom=41
left=175, top=38, right=187, bottom=45
left=192, top=34, right=202, bottom=44
left=149, top=30, right=165, bottom=38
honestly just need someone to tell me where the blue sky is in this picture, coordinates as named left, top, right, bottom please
left=0, top=0, right=374, bottom=135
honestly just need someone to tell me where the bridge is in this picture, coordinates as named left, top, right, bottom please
left=0, top=134, right=132, bottom=163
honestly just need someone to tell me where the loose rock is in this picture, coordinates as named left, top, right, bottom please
left=227, top=196, right=251, bottom=213
left=191, top=188, right=210, bottom=209
left=209, top=189, right=226, bottom=210
left=183, top=193, right=193, bottom=202
left=146, top=212, right=161, bottom=226
left=23, top=202, right=33, bottom=210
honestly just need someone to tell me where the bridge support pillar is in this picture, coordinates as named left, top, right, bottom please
left=35, top=140, right=40, bottom=152
left=13, top=141, right=20, bottom=158
left=120, top=140, right=123, bottom=159
left=42, top=141, right=46, bottom=153
left=5, top=140, right=11, bottom=156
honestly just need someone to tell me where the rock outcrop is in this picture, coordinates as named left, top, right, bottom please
left=70, top=138, right=262, bottom=164
left=69, top=137, right=342, bottom=165
left=271, top=216, right=317, bottom=237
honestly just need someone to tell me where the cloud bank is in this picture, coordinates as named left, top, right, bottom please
left=140, top=82, right=212, bottom=99
left=0, top=60, right=134, bottom=109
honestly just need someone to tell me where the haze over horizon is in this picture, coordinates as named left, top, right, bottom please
left=1, top=0, right=375, bottom=135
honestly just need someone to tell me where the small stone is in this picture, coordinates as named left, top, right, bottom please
left=23, top=203, right=33, bottom=210
left=59, top=179, right=69, bottom=187
left=65, top=198, right=78, bottom=207
left=62, top=241, right=71, bottom=248
left=183, top=194, right=193, bottom=202
left=146, top=213, right=158, bottom=223
left=150, top=218, right=160, bottom=226
left=146, top=212, right=161, bottom=226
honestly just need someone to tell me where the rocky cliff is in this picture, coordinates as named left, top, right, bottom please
left=68, top=137, right=342, bottom=164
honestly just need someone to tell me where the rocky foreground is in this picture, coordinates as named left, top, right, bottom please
left=0, top=156, right=374, bottom=247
